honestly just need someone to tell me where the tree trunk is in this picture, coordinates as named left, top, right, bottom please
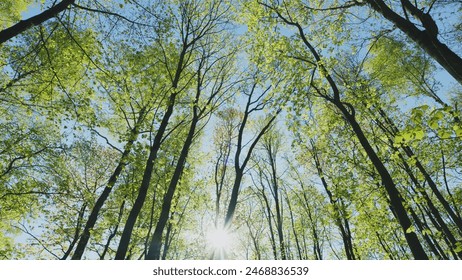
left=268, top=148, right=286, bottom=260
left=224, top=113, right=278, bottom=226
left=311, top=143, right=356, bottom=260
left=260, top=188, right=278, bottom=260
left=246, top=220, right=262, bottom=260
left=337, top=102, right=428, bottom=259
left=161, top=221, right=173, bottom=260
left=397, top=149, right=461, bottom=258
left=224, top=170, right=244, bottom=226
left=375, top=231, right=395, bottom=259
left=61, top=202, right=86, bottom=260
left=115, top=93, right=177, bottom=260
left=375, top=107, right=462, bottom=236
left=72, top=109, right=144, bottom=260
left=285, top=191, right=303, bottom=259
left=302, top=192, right=323, bottom=260
left=365, top=0, right=462, bottom=85
left=271, top=11, right=428, bottom=257
left=145, top=109, right=198, bottom=260
left=100, top=200, right=126, bottom=260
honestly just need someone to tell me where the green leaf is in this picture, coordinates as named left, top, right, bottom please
left=402, top=132, right=414, bottom=141
left=438, top=130, right=452, bottom=139
left=405, top=226, right=415, bottom=234
left=454, top=124, right=462, bottom=137
left=428, top=119, right=439, bottom=130
left=414, top=129, right=425, bottom=140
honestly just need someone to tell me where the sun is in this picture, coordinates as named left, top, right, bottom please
left=206, top=226, right=235, bottom=253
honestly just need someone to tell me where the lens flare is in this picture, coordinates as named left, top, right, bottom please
left=206, top=227, right=234, bottom=252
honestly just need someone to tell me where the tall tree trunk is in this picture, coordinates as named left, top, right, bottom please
left=115, top=93, right=177, bottom=260
left=245, top=219, right=262, bottom=260
left=407, top=204, right=441, bottom=259
left=145, top=107, right=198, bottom=260
left=224, top=170, right=244, bottom=226
left=61, top=202, right=87, bottom=260
left=161, top=221, right=173, bottom=260
left=337, top=102, right=427, bottom=259
left=413, top=203, right=450, bottom=259
left=396, top=149, right=461, bottom=258
left=115, top=34, right=190, bottom=259
left=72, top=109, right=145, bottom=260
left=310, top=141, right=356, bottom=260
left=371, top=107, right=460, bottom=257
left=224, top=111, right=278, bottom=226
left=301, top=192, right=323, bottom=260
left=100, top=199, right=126, bottom=260
left=213, top=140, right=231, bottom=226
left=260, top=187, right=278, bottom=260
left=284, top=190, right=303, bottom=259
left=267, top=146, right=286, bottom=260
left=375, top=107, right=462, bottom=236
left=375, top=231, right=395, bottom=259
left=142, top=180, right=159, bottom=259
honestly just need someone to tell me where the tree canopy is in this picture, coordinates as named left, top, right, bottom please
left=0, top=0, right=461, bottom=260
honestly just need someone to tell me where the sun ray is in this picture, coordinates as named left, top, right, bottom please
left=205, top=226, right=235, bottom=259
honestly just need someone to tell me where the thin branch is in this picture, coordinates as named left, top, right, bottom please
left=72, top=3, right=153, bottom=27
left=90, top=129, right=123, bottom=153
left=14, top=223, right=60, bottom=259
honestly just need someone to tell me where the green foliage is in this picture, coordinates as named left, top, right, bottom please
left=1, top=0, right=461, bottom=260
left=365, top=37, right=435, bottom=93
left=0, top=0, right=38, bottom=28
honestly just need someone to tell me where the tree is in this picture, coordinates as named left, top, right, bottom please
left=146, top=24, right=237, bottom=260
left=222, top=76, right=280, bottom=228
left=253, top=1, right=428, bottom=259
left=115, top=0, right=233, bottom=260
left=250, top=127, right=287, bottom=259
left=71, top=41, right=168, bottom=259
left=363, top=0, right=462, bottom=84
left=1, top=0, right=461, bottom=260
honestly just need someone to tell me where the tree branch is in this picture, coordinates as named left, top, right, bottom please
left=0, top=0, right=75, bottom=44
